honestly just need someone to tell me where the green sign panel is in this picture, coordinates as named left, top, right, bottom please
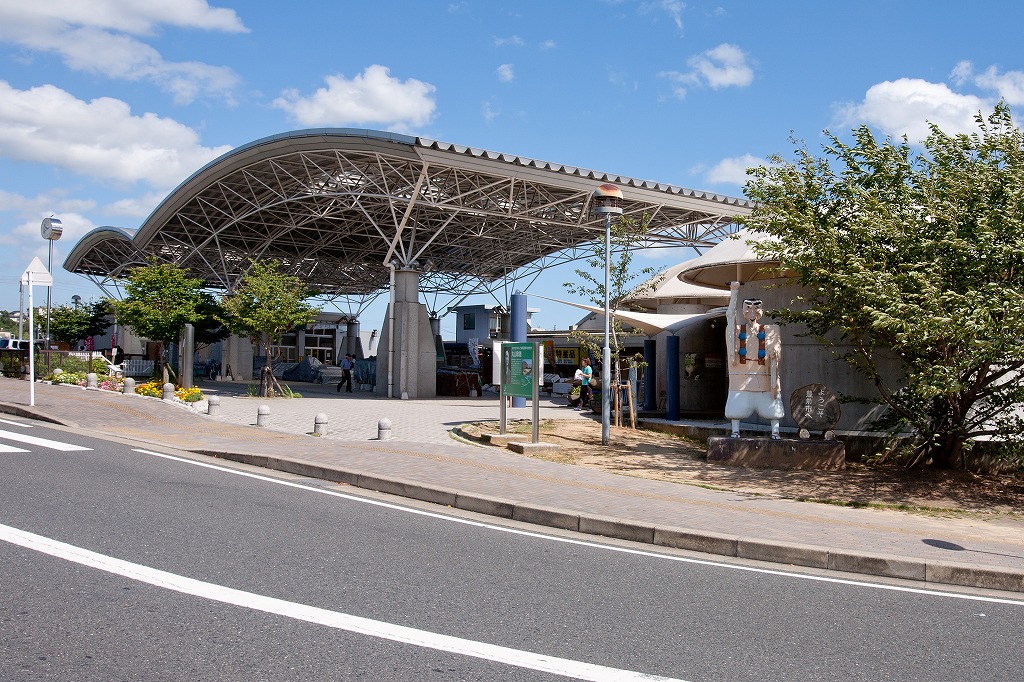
left=501, top=342, right=535, bottom=398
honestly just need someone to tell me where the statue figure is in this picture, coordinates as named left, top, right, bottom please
left=725, top=281, right=783, bottom=439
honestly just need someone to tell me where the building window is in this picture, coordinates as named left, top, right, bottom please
left=463, top=313, right=476, bottom=330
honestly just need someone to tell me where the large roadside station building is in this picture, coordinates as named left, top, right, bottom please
left=65, top=128, right=752, bottom=406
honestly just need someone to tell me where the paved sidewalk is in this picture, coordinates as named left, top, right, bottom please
left=1, top=377, right=1022, bottom=594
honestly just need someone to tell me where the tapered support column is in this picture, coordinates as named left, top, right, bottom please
left=666, top=335, right=680, bottom=420
left=642, top=338, right=657, bottom=412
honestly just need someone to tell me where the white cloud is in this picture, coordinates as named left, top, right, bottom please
left=659, top=43, right=753, bottom=97
left=661, top=0, right=685, bottom=30
left=686, top=43, right=753, bottom=89
left=540, top=40, right=556, bottom=50
left=0, top=0, right=246, bottom=103
left=494, top=35, right=525, bottom=47
left=836, top=78, right=989, bottom=141
left=0, top=81, right=232, bottom=188
left=0, top=0, right=247, bottom=34
left=272, top=65, right=437, bottom=131
left=482, top=100, right=499, bottom=124
left=103, top=192, right=168, bottom=218
left=970, top=65, right=1024, bottom=106
left=497, top=64, right=515, bottom=82
left=639, top=1, right=686, bottom=31
left=705, top=154, right=766, bottom=186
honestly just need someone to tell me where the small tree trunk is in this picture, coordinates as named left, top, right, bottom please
left=930, top=432, right=965, bottom=469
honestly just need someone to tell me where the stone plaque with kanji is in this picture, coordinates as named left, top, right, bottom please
left=790, top=383, right=841, bottom=432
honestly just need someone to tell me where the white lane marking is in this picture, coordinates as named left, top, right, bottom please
left=0, top=523, right=684, bottom=682
left=0, top=419, right=32, bottom=428
left=0, top=428, right=91, bottom=451
left=0, top=443, right=29, bottom=453
left=132, top=448, right=1024, bottom=607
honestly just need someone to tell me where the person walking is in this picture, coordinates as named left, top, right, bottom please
left=337, top=354, right=354, bottom=393
left=576, top=357, right=593, bottom=411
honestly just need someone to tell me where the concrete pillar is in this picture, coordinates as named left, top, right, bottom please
left=510, top=291, right=527, bottom=408
left=296, top=328, right=306, bottom=359
left=375, top=266, right=436, bottom=399
left=207, top=395, right=220, bottom=416
left=314, top=413, right=328, bottom=436
left=346, top=319, right=361, bottom=357
left=123, top=377, right=136, bottom=395
left=666, top=335, right=680, bottom=420
left=181, top=323, right=194, bottom=390
left=256, top=404, right=270, bottom=427
left=643, top=338, right=657, bottom=412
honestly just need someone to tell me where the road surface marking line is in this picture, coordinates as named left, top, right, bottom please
left=0, top=419, right=32, bottom=428
left=0, top=522, right=684, bottom=682
left=0, top=443, right=29, bottom=453
left=132, top=448, right=1024, bottom=607
left=0, top=428, right=91, bottom=451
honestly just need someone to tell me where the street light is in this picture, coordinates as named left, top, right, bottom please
left=40, top=216, right=63, bottom=349
left=591, top=183, right=623, bottom=446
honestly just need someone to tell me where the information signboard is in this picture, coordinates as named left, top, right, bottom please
left=501, top=342, right=535, bottom=398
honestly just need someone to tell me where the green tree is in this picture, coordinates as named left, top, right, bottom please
left=219, top=259, right=320, bottom=397
left=45, top=300, right=113, bottom=346
left=562, top=214, right=662, bottom=381
left=743, top=102, right=1024, bottom=468
left=109, top=259, right=210, bottom=384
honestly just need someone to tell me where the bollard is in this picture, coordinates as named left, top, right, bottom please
left=256, top=404, right=270, bottom=427
left=86, top=372, right=98, bottom=390
left=377, top=417, right=392, bottom=441
left=123, top=377, right=136, bottom=395
left=162, top=382, right=175, bottom=400
left=207, top=395, right=220, bottom=416
left=313, top=412, right=328, bottom=436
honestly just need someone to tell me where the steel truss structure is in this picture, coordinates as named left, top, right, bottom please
left=64, top=129, right=751, bottom=313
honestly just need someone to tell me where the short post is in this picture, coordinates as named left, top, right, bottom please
left=377, top=417, right=392, bottom=440
left=256, top=404, right=270, bottom=427
left=86, top=372, right=98, bottom=390
left=162, top=382, right=175, bottom=400
left=123, top=377, right=136, bottom=394
left=207, top=395, right=220, bottom=416
left=313, top=412, right=328, bottom=436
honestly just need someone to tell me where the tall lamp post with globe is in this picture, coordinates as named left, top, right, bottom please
left=40, top=217, right=63, bottom=348
left=591, top=184, right=623, bottom=446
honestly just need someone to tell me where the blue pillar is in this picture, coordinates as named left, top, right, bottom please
left=642, top=338, right=656, bottom=412
left=666, top=335, right=680, bottom=420
left=510, top=292, right=527, bottom=408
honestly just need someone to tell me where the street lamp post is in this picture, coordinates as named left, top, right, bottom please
left=591, top=184, right=623, bottom=446
left=40, top=217, right=63, bottom=349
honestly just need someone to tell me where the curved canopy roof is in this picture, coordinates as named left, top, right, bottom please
left=66, top=128, right=751, bottom=303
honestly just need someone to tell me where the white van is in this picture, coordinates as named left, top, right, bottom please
left=0, top=339, right=42, bottom=351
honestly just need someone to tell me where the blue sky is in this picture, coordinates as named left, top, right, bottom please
left=2, top=0, right=1024, bottom=337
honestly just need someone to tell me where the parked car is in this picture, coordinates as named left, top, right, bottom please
left=0, top=339, right=44, bottom=351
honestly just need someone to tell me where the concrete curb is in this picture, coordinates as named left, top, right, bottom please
left=197, top=448, right=1024, bottom=594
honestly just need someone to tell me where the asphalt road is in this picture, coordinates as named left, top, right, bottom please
left=1, top=417, right=1022, bottom=681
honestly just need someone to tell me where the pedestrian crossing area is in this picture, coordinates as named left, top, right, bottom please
left=0, top=419, right=92, bottom=453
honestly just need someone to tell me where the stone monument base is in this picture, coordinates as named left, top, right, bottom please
left=707, top=436, right=846, bottom=470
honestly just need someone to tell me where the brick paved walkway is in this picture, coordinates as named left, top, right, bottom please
left=1, top=377, right=1022, bottom=593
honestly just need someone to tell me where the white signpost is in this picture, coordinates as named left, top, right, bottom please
left=20, top=257, right=52, bottom=406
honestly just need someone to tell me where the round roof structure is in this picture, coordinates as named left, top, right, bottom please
left=65, top=128, right=752, bottom=302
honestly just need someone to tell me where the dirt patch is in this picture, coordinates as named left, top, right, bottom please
left=459, top=418, right=1024, bottom=519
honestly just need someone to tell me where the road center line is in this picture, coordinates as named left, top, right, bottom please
left=0, top=522, right=684, bottom=682
left=132, top=447, right=1024, bottom=607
